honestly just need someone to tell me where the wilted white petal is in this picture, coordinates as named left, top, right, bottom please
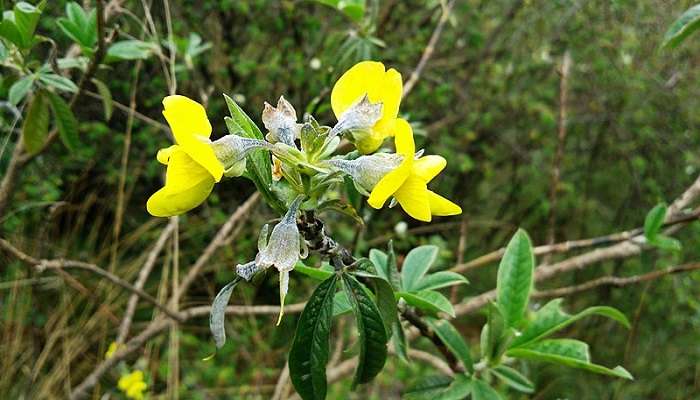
left=262, top=96, right=301, bottom=147
left=255, top=196, right=303, bottom=272
left=213, top=135, right=271, bottom=177
left=277, top=270, right=290, bottom=325
left=330, top=94, right=383, bottom=137
left=210, top=279, right=240, bottom=348
left=236, top=261, right=262, bottom=281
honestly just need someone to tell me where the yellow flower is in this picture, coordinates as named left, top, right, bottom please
left=367, top=119, right=462, bottom=222
left=147, top=95, right=224, bottom=217
left=331, top=61, right=403, bottom=154
left=105, top=341, right=120, bottom=359
left=118, top=370, right=147, bottom=400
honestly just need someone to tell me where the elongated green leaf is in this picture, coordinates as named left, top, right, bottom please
left=333, top=290, right=352, bottom=316
left=386, top=241, right=401, bottom=290
left=426, top=318, right=473, bottom=372
left=496, top=229, right=534, bottom=328
left=39, top=73, right=78, bottom=93
left=415, top=271, right=468, bottom=291
left=510, top=299, right=629, bottom=348
left=289, top=274, right=338, bottom=400
left=342, top=274, right=388, bottom=386
left=507, top=339, right=633, bottom=380
left=401, top=245, right=439, bottom=291
left=480, top=302, right=508, bottom=362
left=9, top=75, right=34, bottom=105
left=398, top=290, right=455, bottom=317
left=355, top=272, right=397, bottom=336
left=663, top=4, right=700, bottom=48
left=491, top=365, right=534, bottom=394
left=46, top=91, right=80, bottom=151
left=295, top=262, right=334, bottom=281
left=369, top=248, right=389, bottom=280
left=106, top=40, right=157, bottom=62
left=223, top=93, right=284, bottom=212
left=1, top=1, right=44, bottom=49
left=21, top=90, right=50, bottom=155
left=91, top=78, right=112, bottom=120
left=209, top=277, right=241, bottom=349
left=403, top=375, right=454, bottom=400
left=471, top=379, right=503, bottom=400
left=644, top=203, right=667, bottom=240
left=392, top=317, right=409, bottom=362
left=436, top=374, right=472, bottom=400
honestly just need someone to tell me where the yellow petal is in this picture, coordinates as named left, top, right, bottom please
left=394, top=175, right=431, bottom=222
left=162, top=95, right=223, bottom=181
left=412, top=155, right=446, bottom=183
left=147, top=149, right=215, bottom=217
left=355, top=131, right=387, bottom=154
left=162, top=95, right=212, bottom=141
left=427, top=190, right=462, bottom=216
left=393, top=118, right=415, bottom=157
left=156, top=145, right=178, bottom=165
left=331, top=61, right=403, bottom=129
left=368, top=163, right=410, bottom=209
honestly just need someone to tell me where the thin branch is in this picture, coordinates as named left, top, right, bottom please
left=403, top=0, right=456, bottom=97
left=401, top=308, right=462, bottom=373
left=0, top=238, right=183, bottom=322
left=533, top=262, right=700, bottom=299
left=116, top=219, right=176, bottom=343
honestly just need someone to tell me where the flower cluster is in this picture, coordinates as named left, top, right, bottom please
left=105, top=342, right=148, bottom=400
left=146, top=61, right=462, bottom=320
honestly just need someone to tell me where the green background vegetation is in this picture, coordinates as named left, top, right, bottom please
left=2, top=0, right=700, bottom=398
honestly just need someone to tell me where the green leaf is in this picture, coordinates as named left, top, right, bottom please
left=415, top=271, right=468, bottom=291
left=403, top=375, right=454, bottom=400
left=39, top=73, right=78, bottom=93
left=9, top=75, right=34, bottom=105
left=649, top=234, right=682, bottom=251
left=106, top=40, right=157, bottom=62
left=209, top=277, right=241, bottom=349
left=471, top=379, right=503, bottom=400
left=91, top=78, right=112, bottom=121
left=509, top=299, right=630, bottom=348
left=662, top=4, right=700, bottom=48
left=21, top=90, right=49, bottom=153
left=0, top=1, right=44, bottom=49
left=496, top=229, right=534, bottom=328
left=332, top=290, right=352, bottom=316
left=21, top=90, right=50, bottom=155
left=355, top=272, right=398, bottom=336
left=436, top=374, right=472, bottom=400
left=644, top=203, right=667, bottom=240
left=223, top=93, right=284, bottom=213
left=480, top=302, right=509, bottom=362
left=294, top=262, right=334, bottom=281
left=57, top=2, right=96, bottom=50
left=46, top=91, right=80, bottom=152
left=289, top=274, right=338, bottom=400
left=369, top=248, right=388, bottom=280
left=392, top=317, right=409, bottom=362
left=398, top=290, right=455, bottom=317
left=342, top=274, right=388, bottom=386
left=401, top=245, right=439, bottom=291
left=491, top=365, right=534, bottom=394
left=386, top=241, right=401, bottom=290
left=426, top=318, right=473, bottom=372
left=507, top=339, right=633, bottom=380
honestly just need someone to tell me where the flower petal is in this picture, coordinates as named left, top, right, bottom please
left=393, top=118, right=415, bottom=157
left=147, top=149, right=215, bottom=217
left=162, top=95, right=223, bottom=181
left=394, top=175, right=431, bottom=222
left=412, top=155, right=446, bottom=183
left=368, top=163, right=410, bottom=209
left=427, top=190, right=462, bottom=216
left=277, top=270, right=289, bottom=326
left=331, top=61, right=402, bottom=129
left=156, top=145, right=178, bottom=165
left=162, top=95, right=212, bottom=141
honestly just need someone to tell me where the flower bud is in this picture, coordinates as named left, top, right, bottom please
left=327, top=153, right=403, bottom=194
left=262, top=96, right=301, bottom=147
left=212, top=135, right=271, bottom=177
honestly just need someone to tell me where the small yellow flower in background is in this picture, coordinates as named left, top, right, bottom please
left=367, top=119, right=462, bottom=222
left=331, top=61, right=403, bottom=154
left=147, top=95, right=224, bottom=217
left=105, top=341, right=120, bottom=359
left=118, top=370, right=147, bottom=400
